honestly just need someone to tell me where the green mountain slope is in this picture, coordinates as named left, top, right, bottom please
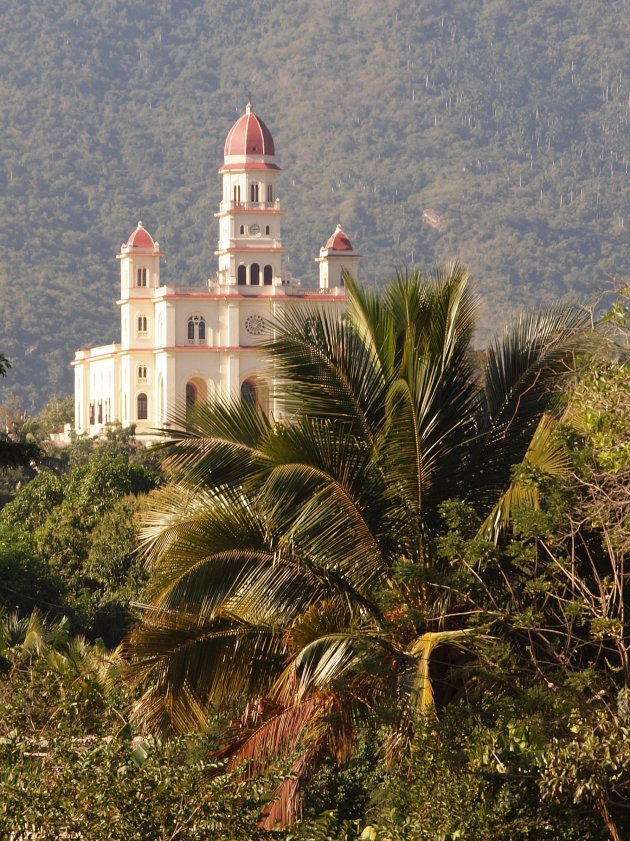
left=1, top=0, right=629, bottom=410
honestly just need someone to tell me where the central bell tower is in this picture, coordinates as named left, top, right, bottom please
left=214, top=102, right=284, bottom=288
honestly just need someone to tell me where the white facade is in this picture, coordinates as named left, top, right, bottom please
left=73, top=104, right=360, bottom=438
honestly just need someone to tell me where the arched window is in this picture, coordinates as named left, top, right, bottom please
left=250, top=183, right=259, bottom=203
left=250, top=263, right=260, bottom=285
left=240, top=225, right=244, bottom=235
left=137, top=365, right=147, bottom=382
left=264, top=264, right=273, bottom=285
left=137, top=267, right=147, bottom=287
left=265, top=225, right=270, bottom=235
left=89, top=402, right=95, bottom=425
left=233, top=185, right=241, bottom=204
left=187, top=315, right=206, bottom=343
left=237, top=265, right=246, bottom=285
left=137, top=393, right=148, bottom=420
left=137, top=315, right=148, bottom=336
left=241, top=379, right=257, bottom=407
left=267, top=184, right=273, bottom=202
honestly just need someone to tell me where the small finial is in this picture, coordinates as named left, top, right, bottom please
left=138, top=220, right=143, bottom=228
left=335, top=222, right=342, bottom=231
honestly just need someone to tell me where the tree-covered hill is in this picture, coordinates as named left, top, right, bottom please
left=1, top=0, right=630, bottom=410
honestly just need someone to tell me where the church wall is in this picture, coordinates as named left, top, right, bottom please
left=174, top=300, right=220, bottom=347
left=72, top=104, right=353, bottom=441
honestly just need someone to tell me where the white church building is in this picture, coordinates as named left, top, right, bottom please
left=72, top=103, right=359, bottom=437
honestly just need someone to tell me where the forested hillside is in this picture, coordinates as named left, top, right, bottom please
left=1, top=0, right=630, bottom=409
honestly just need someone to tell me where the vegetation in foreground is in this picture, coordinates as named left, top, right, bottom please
left=2, top=265, right=630, bottom=839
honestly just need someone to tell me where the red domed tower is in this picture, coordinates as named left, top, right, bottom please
left=117, top=220, right=162, bottom=298
left=215, top=102, right=284, bottom=289
left=316, top=224, right=360, bottom=289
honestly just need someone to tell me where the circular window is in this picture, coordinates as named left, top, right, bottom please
left=244, top=314, right=265, bottom=336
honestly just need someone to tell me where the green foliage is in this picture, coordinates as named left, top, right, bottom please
left=0, top=438, right=159, bottom=641
left=0, top=471, right=64, bottom=531
left=0, top=527, right=61, bottom=616
left=567, top=360, right=630, bottom=471
left=365, top=703, right=607, bottom=840
left=124, top=266, right=588, bottom=827
left=19, top=394, right=74, bottom=443
left=540, top=704, right=630, bottom=815
left=0, top=612, right=268, bottom=840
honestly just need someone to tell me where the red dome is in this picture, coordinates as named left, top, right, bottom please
left=127, top=221, right=154, bottom=249
left=325, top=224, right=353, bottom=251
left=224, top=102, right=275, bottom=157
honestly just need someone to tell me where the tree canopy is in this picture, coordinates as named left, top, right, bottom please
left=124, top=263, right=594, bottom=828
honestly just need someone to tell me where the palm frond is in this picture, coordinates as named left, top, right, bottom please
left=125, top=613, right=286, bottom=731
left=158, top=396, right=273, bottom=488
left=268, top=305, right=387, bottom=443
left=272, top=630, right=393, bottom=706
left=345, top=271, right=396, bottom=382
left=258, top=417, right=388, bottom=595
left=478, top=414, right=571, bottom=543
left=219, top=696, right=329, bottom=776
left=138, top=484, right=263, bottom=573
left=405, top=628, right=477, bottom=713
left=471, top=302, right=590, bottom=506
left=260, top=732, right=327, bottom=830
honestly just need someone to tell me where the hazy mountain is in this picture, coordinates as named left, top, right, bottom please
left=1, top=0, right=629, bottom=410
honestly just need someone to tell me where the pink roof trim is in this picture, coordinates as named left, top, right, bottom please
left=218, top=162, right=280, bottom=172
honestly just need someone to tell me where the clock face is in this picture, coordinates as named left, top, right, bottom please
left=244, top=314, right=265, bottom=336
left=249, top=224, right=261, bottom=236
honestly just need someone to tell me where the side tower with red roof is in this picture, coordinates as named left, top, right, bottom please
left=316, top=224, right=360, bottom=289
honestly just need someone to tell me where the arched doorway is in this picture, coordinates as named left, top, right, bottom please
left=237, top=265, right=246, bottom=285
left=240, top=378, right=257, bottom=407
left=185, top=378, right=207, bottom=413
left=264, top=264, right=273, bottom=285
left=186, top=382, right=197, bottom=411
left=250, top=263, right=260, bottom=285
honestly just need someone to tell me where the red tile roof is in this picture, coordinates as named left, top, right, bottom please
left=127, top=221, right=154, bottom=249
left=224, top=102, right=275, bottom=158
left=324, top=224, right=353, bottom=251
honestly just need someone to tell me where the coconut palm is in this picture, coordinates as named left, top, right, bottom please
left=124, top=261, right=589, bottom=827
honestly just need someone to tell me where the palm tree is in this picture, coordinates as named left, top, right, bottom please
left=123, top=261, right=589, bottom=827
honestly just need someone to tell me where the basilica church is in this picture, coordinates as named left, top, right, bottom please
left=72, top=103, right=359, bottom=437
